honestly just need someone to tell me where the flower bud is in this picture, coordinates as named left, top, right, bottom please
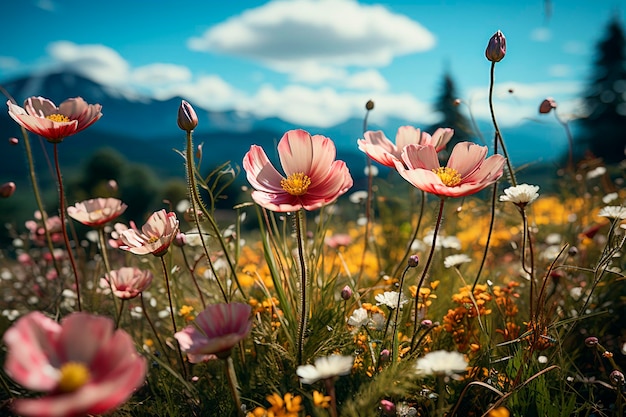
left=408, top=254, right=419, bottom=268
left=610, top=370, right=625, bottom=387
left=177, top=100, right=198, bottom=132
left=365, top=100, right=374, bottom=111
left=341, top=285, right=353, bottom=301
left=174, top=232, right=187, bottom=247
left=9, top=137, right=18, bottom=145
left=539, top=97, right=557, bottom=114
left=584, top=336, right=598, bottom=347
left=379, top=349, right=390, bottom=363
left=485, top=30, right=506, bottom=62
left=0, top=182, right=16, bottom=198
left=421, top=319, right=433, bottom=328
left=106, top=179, right=118, bottom=192
left=380, top=399, right=396, bottom=416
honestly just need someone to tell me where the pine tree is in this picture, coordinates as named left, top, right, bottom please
left=578, top=16, right=626, bottom=163
left=427, top=71, right=473, bottom=154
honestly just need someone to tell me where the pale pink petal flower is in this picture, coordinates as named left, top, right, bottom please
left=101, top=267, right=153, bottom=299
left=3, top=311, right=147, bottom=417
left=174, top=303, right=252, bottom=362
left=394, top=142, right=505, bottom=198
left=358, top=126, right=454, bottom=168
left=7, top=97, right=102, bottom=143
left=67, top=198, right=127, bottom=228
left=243, top=129, right=353, bottom=212
left=119, top=209, right=179, bottom=257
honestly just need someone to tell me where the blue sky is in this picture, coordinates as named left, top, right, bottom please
left=1, top=0, right=624, bottom=128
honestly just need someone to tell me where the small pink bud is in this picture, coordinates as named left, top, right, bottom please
left=178, top=100, right=198, bottom=132
left=379, top=349, right=390, bottom=363
left=539, top=97, right=557, bottom=114
left=610, top=370, right=625, bottom=387
left=421, top=319, right=433, bottom=328
left=380, top=399, right=396, bottom=416
left=453, top=98, right=462, bottom=106
left=196, top=143, right=203, bottom=159
left=341, top=285, right=353, bottom=301
left=9, top=137, right=19, bottom=145
left=486, top=30, right=506, bottom=62
left=0, top=182, right=16, bottom=198
left=408, top=254, right=419, bottom=268
left=107, top=179, right=118, bottom=192
left=174, top=232, right=187, bottom=247
left=585, top=336, right=599, bottom=347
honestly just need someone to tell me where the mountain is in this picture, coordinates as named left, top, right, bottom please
left=0, top=70, right=569, bottom=191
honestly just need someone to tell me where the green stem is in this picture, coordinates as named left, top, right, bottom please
left=53, top=143, right=82, bottom=311
left=295, top=209, right=309, bottom=365
left=225, top=356, right=244, bottom=416
left=488, top=62, right=517, bottom=187
left=115, top=299, right=125, bottom=329
left=411, top=198, right=445, bottom=351
left=98, top=227, right=118, bottom=315
left=160, top=256, right=187, bottom=379
left=391, top=265, right=411, bottom=363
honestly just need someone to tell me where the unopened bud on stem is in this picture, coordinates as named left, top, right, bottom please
left=485, top=30, right=506, bottom=62
left=178, top=100, right=198, bottom=132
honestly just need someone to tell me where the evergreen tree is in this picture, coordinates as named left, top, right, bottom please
left=578, top=16, right=626, bottom=163
left=427, top=71, right=473, bottom=155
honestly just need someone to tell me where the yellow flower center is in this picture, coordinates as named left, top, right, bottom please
left=280, top=173, right=311, bottom=196
left=46, top=114, right=72, bottom=123
left=58, top=362, right=90, bottom=392
left=432, top=167, right=462, bottom=187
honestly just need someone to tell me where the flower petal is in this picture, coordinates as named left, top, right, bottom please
left=447, top=142, right=487, bottom=177
left=277, top=129, right=314, bottom=175
left=243, top=145, right=285, bottom=194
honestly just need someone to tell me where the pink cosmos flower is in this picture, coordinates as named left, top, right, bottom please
left=393, top=142, right=505, bottom=198
left=2, top=311, right=147, bottom=417
left=243, top=129, right=353, bottom=212
left=7, top=97, right=102, bottom=143
left=118, top=209, right=179, bottom=257
left=25, top=212, right=65, bottom=246
left=174, top=302, right=252, bottom=362
left=358, top=126, right=454, bottom=168
left=101, top=267, right=153, bottom=299
left=67, top=198, right=127, bottom=228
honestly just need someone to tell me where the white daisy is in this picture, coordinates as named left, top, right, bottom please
left=375, top=291, right=408, bottom=309
left=347, top=307, right=369, bottom=327
left=296, top=354, right=354, bottom=384
left=444, top=254, right=472, bottom=268
left=415, top=350, right=468, bottom=376
left=499, top=183, right=540, bottom=206
left=598, top=206, right=626, bottom=220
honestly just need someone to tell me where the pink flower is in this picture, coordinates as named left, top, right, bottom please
left=118, top=209, right=179, bottom=257
left=101, top=267, right=153, bottom=299
left=174, top=303, right=252, bottom=362
left=25, top=212, right=64, bottom=246
left=324, top=233, right=352, bottom=249
left=2, top=311, right=146, bottom=417
left=7, top=97, right=102, bottom=143
left=393, top=142, right=505, bottom=198
left=358, top=126, right=454, bottom=168
left=67, top=198, right=127, bottom=228
left=243, top=129, right=353, bottom=212
left=0, top=181, right=16, bottom=198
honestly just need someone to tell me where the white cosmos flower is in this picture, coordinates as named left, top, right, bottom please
left=415, top=350, right=468, bottom=376
left=296, top=355, right=354, bottom=384
left=444, top=254, right=472, bottom=268
left=499, top=184, right=540, bottom=206
left=598, top=206, right=626, bottom=220
left=347, top=307, right=369, bottom=327
left=602, top=192, right=618, bottom=204
left=375, top=291, right=408, bottom=309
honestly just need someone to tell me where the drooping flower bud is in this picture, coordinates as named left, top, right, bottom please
left=365, top=100, right=375, bottom=111
left=9, top=137, right=18, bottom=145
left=408, top=254, right=420, bottom=268
left=584, top=336, right=599, bottom=347
left=177, top=100, right=198, bottom=132
left=539, top=97, right=557, bottom=114
left=0, top=182, right=16, bottom=198
left=485, top=30, right=506, bottom=62
left=610, top=370, right=625, bottom=387
left=380, top=399, right=396, bottom=416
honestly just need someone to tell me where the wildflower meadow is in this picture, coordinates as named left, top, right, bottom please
left=1, top=30, right=625, bottom=417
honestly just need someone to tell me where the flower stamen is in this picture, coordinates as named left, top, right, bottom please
left=58, top=362, right=90, bottom=392
left=46, top=114, right=72, bottom=123
left=432, top=167, right=462, bottom=187
left=281, top=173, right=311, bottom=196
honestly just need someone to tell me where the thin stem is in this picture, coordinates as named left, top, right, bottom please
left=141, top=293, right=168, bottom=358
left=185, top=130, right=229, bottom=303
left=53, top=143, right=82, bottom=311
left=225, top=356, right=244, bottom=417
left=488, top=62, right=517, bottom=187
left=159, top=256, right=187, bottom=379
left=295, top=209, right=309, bottom=365
left=391, top=264, right=411, bottom=363
left=392, top=189, right=425, bottom=279
left=179, top=246, right=207, bottom=308
left=411, top=198, right=445, bottom=350
left=115, top=299, right=125, bottom=329
left=324, top=378, right=339, bottom=417
left=471, top=180, right=498, bottom=291
left=357, top=105, right=374, bottom=286
left=519, top=207, right=536, bottom=321
left=98, top=227, right=118, bottom=314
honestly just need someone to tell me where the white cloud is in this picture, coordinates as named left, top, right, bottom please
left=159, top=75, right=245, bottom=110
left=187, top=0, right=435, bottom=69
left=36, top=0, right=55, bottom=11
left=131, top=63, right=192, bottom=86
left=344, top=70, right=388, bottom=91
left=47, top=41, right=130, bottom=86
left=530, top=27, right=551, bottom=42
left=563, top=41, right=587, bottom=55
left=288, top=62, right=347, bottom=84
